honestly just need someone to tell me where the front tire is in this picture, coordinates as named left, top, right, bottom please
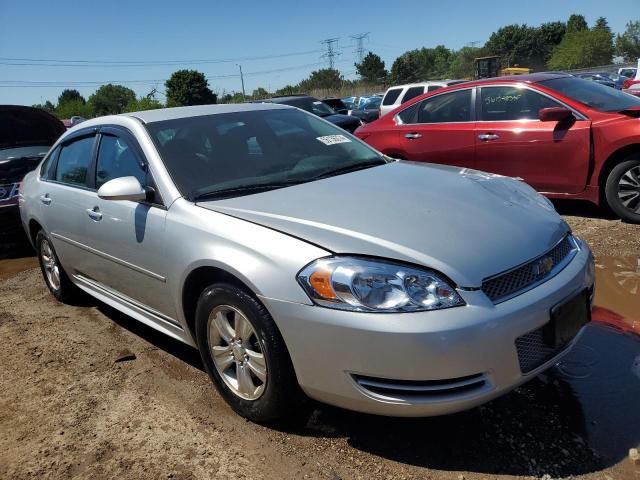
left=35, top=230, right=83, bottom=303
left=194, top=283, right=303, bottom=423
left=605, top=157, right=640, bottom=223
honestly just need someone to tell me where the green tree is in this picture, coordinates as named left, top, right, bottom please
left=58, top=89, right=85, bottom=106
left=548, top=28, right=614, bottom=70
left=251, top=87, right=269, bottom=99
left=88, top=84, right=136, bottom=116
left=566, top=14, right=588, bottom=33
left=165, top=69, right=217, bottom=107
left=125, top=97, right=163, bottom=112
left=355, top=52, right=388, bottom=83
left=32, top=101, right=56, bottom=113
left=298, top=69, right=343, bottom=91
left=56, top=99, right=94, bottom=119
left=390, top=51, right=421, bottom=84
left=616, top=20, right=640, bottom=61
left=485, top=24, right=545, bottom=68
left=536, top=21, right=567, bottom=63
left=447, top=47, right=483, bottom=78
left=274, top=85, right=298, bottom=96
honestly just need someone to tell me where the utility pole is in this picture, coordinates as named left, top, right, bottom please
left=351, top=32, right=370, bottom=64
left=320, top=38, right=341, bottom=69
left=466, top=40, right=482, bottom=48
left=238, top=64, right=246, bottom=100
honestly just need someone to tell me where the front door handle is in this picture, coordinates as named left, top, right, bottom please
left=40, top=194, right=52, bottom=205
left=86, top=207, right=102, bottom=222
left=404, top=132, right=423, bottom=139
left=478, top=133, right=500, bottom=141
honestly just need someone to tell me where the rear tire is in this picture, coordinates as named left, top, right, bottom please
left=194, top=283, right=306, bottom=423
left=604, top=157, right=640, bottom=224
left=35, top=230, right=83, bottom=303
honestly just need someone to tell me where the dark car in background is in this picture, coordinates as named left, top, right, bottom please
left=0, top=105, right=65, bottom=234
left=253, top=95, right=362, bottom=133
left=350, top=96, right=383, bottom=123
left=321, top=97, right=349, bottom=115
left=575, top=72, right=623, bottom=89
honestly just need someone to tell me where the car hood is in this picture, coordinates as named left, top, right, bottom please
left=0, top=105, right=65, bottom=150
left=199, top=162, right=569, bottom=287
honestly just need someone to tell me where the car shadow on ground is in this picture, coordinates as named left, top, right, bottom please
left=93, top=302, right=634, bottom=478
left=551, top=199, right=617, bottom=220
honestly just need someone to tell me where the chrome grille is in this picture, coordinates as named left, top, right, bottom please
left=515, top=326, right=572, bottom=373
left=482, top=235, right=576, bottom=303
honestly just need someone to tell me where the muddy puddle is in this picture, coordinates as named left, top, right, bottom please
left=550, top=255, right=640, bottom=464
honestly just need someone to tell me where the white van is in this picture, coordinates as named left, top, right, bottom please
left=380, top=80, right=467, bottom=117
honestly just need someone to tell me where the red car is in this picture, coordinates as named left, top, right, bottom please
left=355, top=73, right=640, bottom=223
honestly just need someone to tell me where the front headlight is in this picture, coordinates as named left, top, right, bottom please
left=297, top=257, right=465, bottom=312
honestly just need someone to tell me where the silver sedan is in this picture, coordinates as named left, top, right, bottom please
left=19, top=103, right=595, bottom=422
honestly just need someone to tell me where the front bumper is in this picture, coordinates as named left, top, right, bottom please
left=261, top=243, right=594, bottom=416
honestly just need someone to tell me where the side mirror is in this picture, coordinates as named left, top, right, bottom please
left=539, top=107, right=574, bottom=122
left=97, top=176, right=147, bottom=201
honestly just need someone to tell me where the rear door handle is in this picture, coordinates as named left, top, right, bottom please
left=86, top=207, right=102, bottom=222
left=478, top=133, right=500, bottom=141
left=404, top=132, right=423, bottom=139
left=40, top=194, right=52, bottom=205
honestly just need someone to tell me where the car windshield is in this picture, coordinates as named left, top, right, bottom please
left=540, top=76, right=640, bottom=112
left=146, top=108, right=386, bottom=200
left=360, top=97, right=382, bottom=109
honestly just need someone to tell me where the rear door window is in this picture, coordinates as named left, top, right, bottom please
left=382, top=88, right=403, bottom=106
left=427, top=85, right=443, bottom=92
left=55, top=136, right=95, bottom=187
left=412, top=89, right=472, bottom=124
left=401, top=86, right=425, bottom=104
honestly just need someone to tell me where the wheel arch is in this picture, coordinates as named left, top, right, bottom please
left=597, top=143, right=640, bottom=198
left=180, top=264, right=262, bottom=342
left=28, top=219, right=43, bottom=247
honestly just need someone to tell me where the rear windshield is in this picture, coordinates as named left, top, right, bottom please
left=382, top=88, right=402, bottom=105
left=540, top=77, right=640, bottom=112
left=146, top=109, right=385, bottom=200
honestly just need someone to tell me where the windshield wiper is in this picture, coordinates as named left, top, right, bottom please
left=306, top=158, right=387, bottom=181
left=191, top=180, right=303, bottom=201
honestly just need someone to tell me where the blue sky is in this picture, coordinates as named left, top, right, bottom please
left=0, top=0, right=636, bottom=106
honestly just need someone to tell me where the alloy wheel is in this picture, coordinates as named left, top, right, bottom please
left=618, top=165, right=640, bottom=213
left=207, top=305, right=267, bottom=400
left=40, top=239, right=61, bottom=291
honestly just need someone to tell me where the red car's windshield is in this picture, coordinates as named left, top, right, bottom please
left=539, top=76, right=640, bottom=113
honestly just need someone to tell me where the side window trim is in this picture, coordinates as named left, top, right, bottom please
left=49, top=133, right=99, bottom=191
left=95, top=127, right=165, bottom=209
left=476, top=85, right=587, bottom=122
left=394, top=87, right=476, bottom=126
left=40, top=145, right=61, bottom=181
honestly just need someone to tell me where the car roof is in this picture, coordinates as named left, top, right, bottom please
left=123, top=102, right=291, bottom=124
left=459, top=72, right=571, bottom=88
left=386, top=80, right=464, bottom=90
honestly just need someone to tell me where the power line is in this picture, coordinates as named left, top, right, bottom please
left=0, top=46, right=356, bottom=68
left=320, top=38, right=341, bottom=69
left=351, top=33, right=370, bottom=64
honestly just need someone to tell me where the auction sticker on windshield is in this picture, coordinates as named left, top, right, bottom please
left=317, top=135, right=351, bottom=146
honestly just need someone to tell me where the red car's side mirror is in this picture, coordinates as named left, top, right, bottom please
left=539, top=107, right=574, bottom=122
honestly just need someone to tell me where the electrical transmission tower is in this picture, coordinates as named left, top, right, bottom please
left=320, top=38, right=341, bottom=69
left=351, top=32, right=370, bottom=64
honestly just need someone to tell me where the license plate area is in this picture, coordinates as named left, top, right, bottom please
left=544, top=289, right=590, bottom=349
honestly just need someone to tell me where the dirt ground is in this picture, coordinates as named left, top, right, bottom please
left=1, top=201, right=639, bottom=480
